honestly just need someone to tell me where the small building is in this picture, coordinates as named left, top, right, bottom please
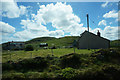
left=2, top=41, right=25, bottom=50
left=39, top=43, right=48, bottom=47
left=77, top=30, right=110, bottom=49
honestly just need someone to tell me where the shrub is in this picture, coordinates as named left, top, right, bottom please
left=2, top=61, right=14, bottom=71
left=48, top=65, right=61, bottom=72
left=24, top=45, right=34, bottom=51
left=2, top=72, right=25, bottom=80
left=60, top=53, right=81, bottom=68
left=18, top=57, right=49, bottom=71
left=102, top=64, right=120, bottom=80
left=61, top=67, right=76, bottom=78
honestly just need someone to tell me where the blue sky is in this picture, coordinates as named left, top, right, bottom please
left=0, top=1, right=119, bottom=43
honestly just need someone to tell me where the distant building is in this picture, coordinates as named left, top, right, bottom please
left=39, top=43, right=48, bottom=47
left=2, top=41, right=25, bottom=50
left=77, top=30, right=110, bottom=49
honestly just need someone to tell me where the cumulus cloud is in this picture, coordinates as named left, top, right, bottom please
left=103, top=26, right=118, bottom=40
left=101, top=2, right=109, bottom=8
left=0, top=21, right=15, bottom=35
left=91, top=26, right=119, bottom=40
left=49, top=30, right=64, bottom=38
left=13, top=2, right=83, bottom=40
left=2, top=2, right=117, bottom=42
left=0, top=21, right=16, bottom=43
left=103, top=10, right=118, bottom=18
left=1, top=0, right=28, bottom=18
left=98, top=20, right=107, bottom=26
left=35, top=2, right=81, bottom=32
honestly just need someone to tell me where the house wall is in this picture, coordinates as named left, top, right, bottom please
left=78, top=32, right=110, bottom=49
left=2, top=42, right=25, bottom=50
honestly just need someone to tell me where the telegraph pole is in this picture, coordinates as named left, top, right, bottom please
left=87, top=14, right=90, bottom=50
left=87, top=14, right=89, bottom=32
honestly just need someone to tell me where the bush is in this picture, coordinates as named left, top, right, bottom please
left=24, top=45, right=34, bottom=51
left=91, top=49, right=120, bottom=63
left=2, top=72, right=25, bottom=80
left=60, top=53, right=81, bottom=68
left=60, top=67, right=76, bottom=78
left=48, top=65, right=61, bottom=72
left=18, top=57, right=49, bottom=71
left=2, top=61, right=14, bottom=71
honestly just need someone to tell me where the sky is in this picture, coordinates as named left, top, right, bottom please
left=0, top=0, right=120, bottom=43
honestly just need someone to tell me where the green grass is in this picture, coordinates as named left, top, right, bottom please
left=2, top=48, right=120, bottom=79
left=25, top=36, right=79, bottom=49
left=2, top=48, right=95, bottom=63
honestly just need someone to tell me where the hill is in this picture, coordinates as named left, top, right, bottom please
left=26, top=37, right=120, bottom=49
left=110, top=39, right=120, bottom=48
left=25, top=36, right=79, bottom=49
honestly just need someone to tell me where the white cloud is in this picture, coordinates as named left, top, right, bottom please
left=103, top=26, right=118, bottom=40
left=98, top=20, right=107, bottom=26
left=49, top=30, right=64, bottom=38
left=1, top=0, right=28, bottom=18
left=35, top=2, right=81, bottom=32
left=0, top=21, right=16, bottom=43
left=91, top=26, right=119, bottom=40
left=103, top=10, right=118, bottom=18
left=101, top=2, right=109, bottom=8
left=13, top=2, right=82, bottom=40
left=0, top=21, right=15, bottom=34
left=2, top=2, right=117, bottom=42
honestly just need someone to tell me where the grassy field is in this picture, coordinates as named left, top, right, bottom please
left=2, top=48, right=95, bottom=63
left=2, top=48, right=120, bottom=79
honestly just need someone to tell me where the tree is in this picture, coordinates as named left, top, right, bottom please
left=25, top=45, right=34, bottom=51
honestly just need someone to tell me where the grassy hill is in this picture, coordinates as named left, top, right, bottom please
left=26, top=36, right=120, bottom=49
left=25, top=36, right=79, bottom=49
left=110, top=39, right=120, bottom=48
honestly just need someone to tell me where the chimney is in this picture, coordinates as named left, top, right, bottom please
left=97, top=30, right=100, bottom=37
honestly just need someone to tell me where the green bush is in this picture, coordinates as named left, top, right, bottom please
left=18, top=57, right=49, bottom=71
left=24, top=72, right=41, bottom=78
left=60, top=53, right=81, bottom=68
left=2, top=72, right=25, bottom=80
left=48, top=65, right=61, bottom=72
left=2, top=61, right=14, bottom=71
left=24, top=45, right=34, bottom=51
left=61, top=67, right=76, bottom=78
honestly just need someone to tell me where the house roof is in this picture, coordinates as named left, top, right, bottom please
left=79, top=30, right=110, bottom=41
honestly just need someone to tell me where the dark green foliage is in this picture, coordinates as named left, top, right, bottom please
left=60, top=67, right=76, bottom=78
left=2, top=48, right=120, bottom=79
left=110, top=39, right=120, bottom=48
left=91, top=49, right=120, bottom=63
left=60, top=53, right=81, bottom=68
left=24, top=45, right=34, bottom=51
left=2, top=61, right=14, bottom=71
left=18, top=57, right=48, bottom=71
left=102, top=64, right=120, bottom=80
left=48, top=65, right=61, bottom=72
left=2, top=72, right=25, bottom=80
left=2, top=57, right=49, bottom=72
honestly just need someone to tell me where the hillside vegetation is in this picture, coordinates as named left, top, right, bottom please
left=2, top=48, right=120, bottom=79
left=25, top=36, right=120, bottom=49
left=110, top=39, right=120, bottom=48
left=25, top=36, right=79, bottom=49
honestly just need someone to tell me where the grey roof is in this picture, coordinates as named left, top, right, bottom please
left=79, top=30, right=110, bottom=41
